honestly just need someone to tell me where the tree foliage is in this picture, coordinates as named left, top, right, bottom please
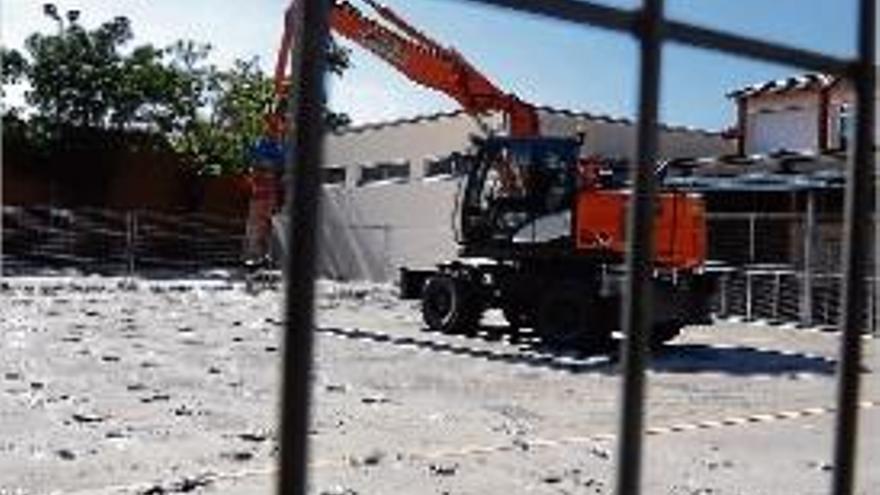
left=2, top=5, right=351, bottom=175
left=175, top=58, right=275, bottom=175
left=1, top=47, right=28, bottom=87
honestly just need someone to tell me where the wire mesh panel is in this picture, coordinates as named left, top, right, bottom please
left=706, top=211, right=876, bottom=330
left=133, top=210, right=246, bottom=271
left=272, top=0, right=874, bottom=494
left=707, top=213, right=811, bottom=266
left=1, top=206, right=129, bottom=273
left=0, top=206, right=246, bottom=275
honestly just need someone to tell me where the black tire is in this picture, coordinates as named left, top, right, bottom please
left=536, top=283, right=611, bottom=350
left=650, top=321, right=683, bottom=347
left=502, top=304, right=533, bottom=329
left=421, top=275, right=482, bottom=334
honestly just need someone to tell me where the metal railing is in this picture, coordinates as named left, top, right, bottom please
left=5, top=203, right=874, bottom=336
left=278, top=1, right=874, bottom=495
left=707, top=211, right=877, bottom=333
left=714, top=267, right=877, bottom=333
left=0, top=206, right=247, bottom=275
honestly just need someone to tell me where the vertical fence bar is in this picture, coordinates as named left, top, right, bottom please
left=383, top=224, right=392, bottom=282
left=874, top=213, right=879, bottom=338
left=868, top=277, right=875, bottom=336
left=830, top=0, right=875, bottom=492
left=823, top=274, right=833, bottom=325
left=745, top=271, right=753, bottom=321
left=276, top=1, right=331, bottom=494
left=801, top=189, right=816, bottom=326
left=615, top=1, right=663, bottom=494
left=773, top=271, right=782, bottom=321
left=0, top=206, right=4, bottom=276
left=748, top=212, right=757, bottom=263
left=126, top=211, right=136, bottom=278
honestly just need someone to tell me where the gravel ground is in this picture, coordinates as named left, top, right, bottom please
left=0, top=276, right=877, bottom=495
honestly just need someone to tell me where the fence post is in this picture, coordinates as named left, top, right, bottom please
left=869, top=277, right=876, bottom=337
left=824, top=275, right=833, bottom=324
left=773, top=271, right=782, bottom=321
left=745, top=271, right=753, bottom=321
left=276, top=1, right=332, bottom=493
left=801, top=189, right=816, bottom=326
left=383, top=224, right=392, bottom=282
left=830, top=3, right=875, bottom=490
left=748, top=212, right=757, bottom=263
left=126, top=211, right=136, bottom=278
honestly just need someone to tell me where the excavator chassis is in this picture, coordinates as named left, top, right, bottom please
left=400, top=254, right=716, bottom=351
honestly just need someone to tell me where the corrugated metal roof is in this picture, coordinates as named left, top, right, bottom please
left=331, top=107, right=726, bottom=137
left=665, top=172, right=843, bottom=192
left=664, top=151, right=847, bottom=192
left=727, top=73, right=838, bottom=99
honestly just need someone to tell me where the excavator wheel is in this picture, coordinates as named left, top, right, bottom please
left=502, top=303, right=534, bottom=329
left=650, top=321, right=684, bottom=348
left=536, top=282, right=612, bottom=351
left=421, top=275, right=482, bottom=335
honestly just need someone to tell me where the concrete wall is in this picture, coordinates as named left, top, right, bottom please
left=537, top=110, right=735, bottom=161
left=317, top=179, right=460, bottom=281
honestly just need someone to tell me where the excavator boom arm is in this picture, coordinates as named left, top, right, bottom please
left=271, top=0, right=539, bottom=137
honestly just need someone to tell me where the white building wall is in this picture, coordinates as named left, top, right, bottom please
left=323, top=112, right=501, bottom=185
left=743, top=91, right=820, bottom=155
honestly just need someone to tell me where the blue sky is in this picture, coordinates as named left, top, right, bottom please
left=1, top=0, right=863, bottom=131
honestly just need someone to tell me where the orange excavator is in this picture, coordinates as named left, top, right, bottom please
left=260, top=0, right=715, bottom=349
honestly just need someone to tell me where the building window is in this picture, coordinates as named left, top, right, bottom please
left=358, top=161, right=410, bottom=186
left=836, top=103, right=852, bottom=150
left=424, top=154, right=469, bottom=178
left=322, top=167, right=347, bottom=185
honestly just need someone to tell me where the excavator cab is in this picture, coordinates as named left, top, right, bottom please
left=455, top=135, right=708, bottom=271
left=459, top=136, right=582, bottom=250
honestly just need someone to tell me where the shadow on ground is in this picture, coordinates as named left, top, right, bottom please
left=318, top=326, right=836, bottom=377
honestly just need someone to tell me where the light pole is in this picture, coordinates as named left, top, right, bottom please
left=42, top=3, right=79, bottom=33
left=42, top=3, right=63, bottom=32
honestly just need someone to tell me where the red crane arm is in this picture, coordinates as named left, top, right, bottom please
left=270, top=0, right=539, bottom=137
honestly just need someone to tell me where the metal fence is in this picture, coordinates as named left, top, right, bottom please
left=5, top=205, right=875, bottom=336
left=707, top=211, right=877, bottom=333
left=0, top=205, right=247, bottom=275
left=5, top=1, right=867, bottom=494
left=278, top=1, right=874, bottom=495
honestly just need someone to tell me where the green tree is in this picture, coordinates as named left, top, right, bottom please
left=16, top=14, right=210, bottom=134
left=1, top=47, right=28, bottom=89
left=172, top=42, right=352, bottom=175
left=3, top=4, right=351, bottom=175
left=173, top=57, right=274, bottom=175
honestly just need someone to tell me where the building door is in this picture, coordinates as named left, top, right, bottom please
left=747, top=107, right=818, bottom=154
